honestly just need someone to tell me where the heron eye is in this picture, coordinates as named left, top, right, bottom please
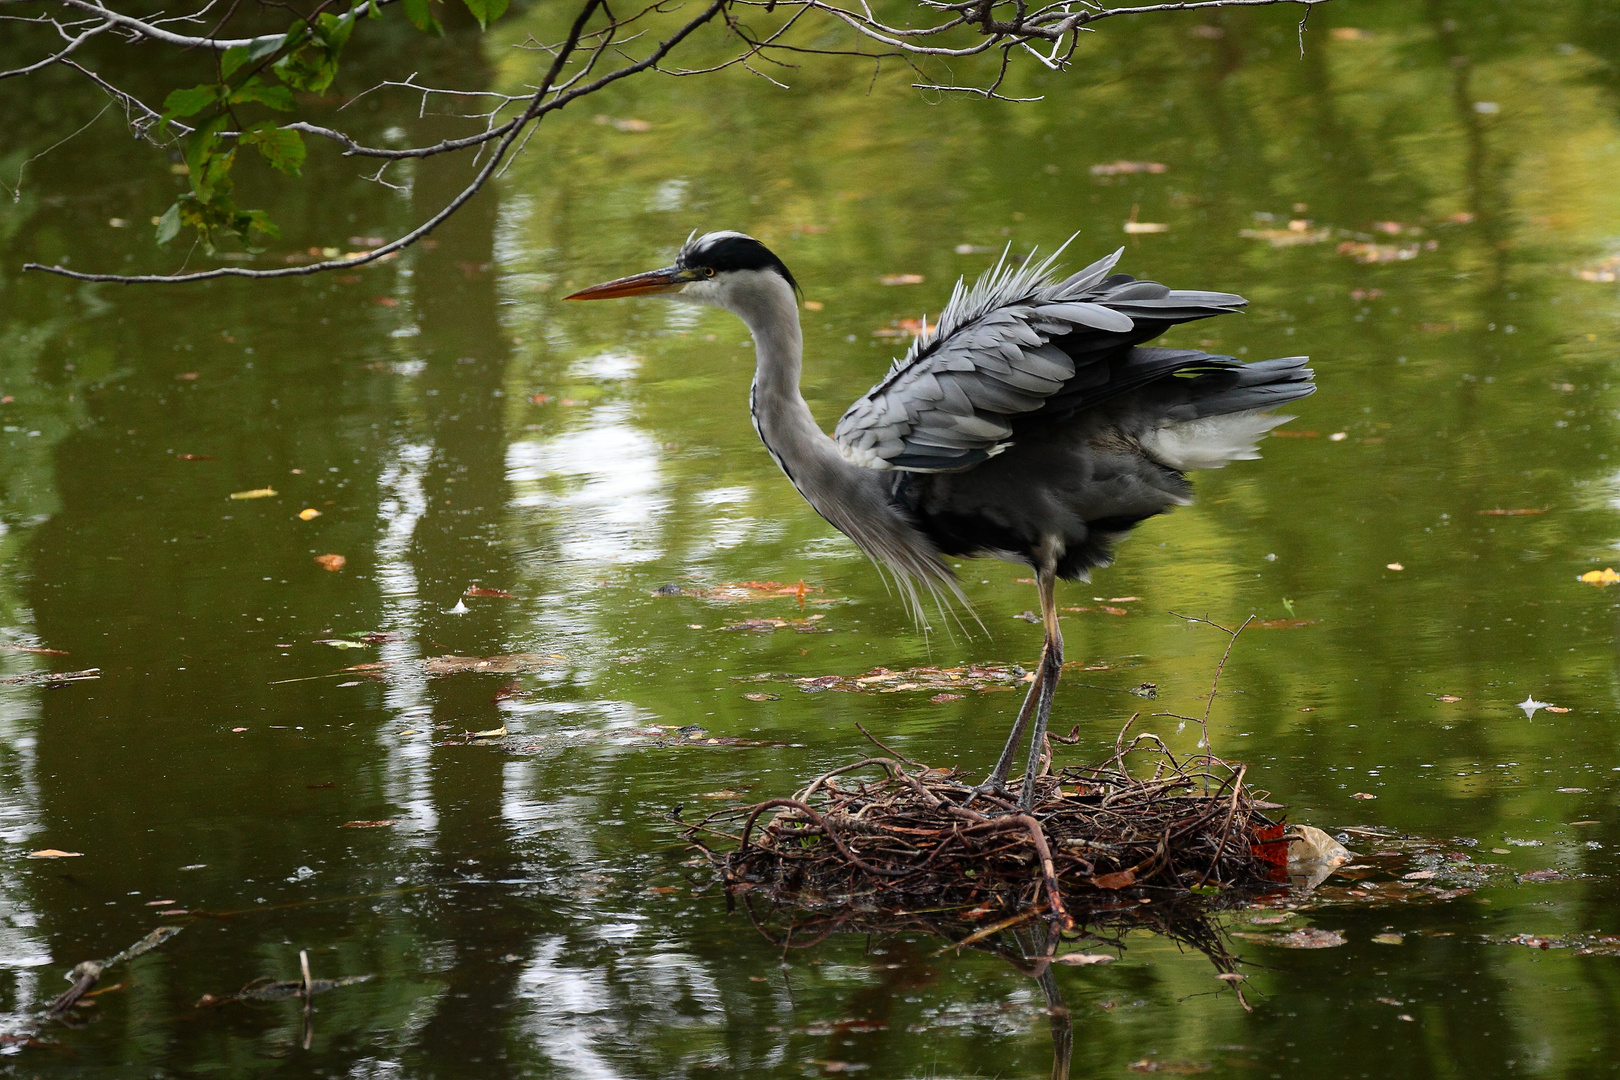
left=703, top=267, right=716, bottom=278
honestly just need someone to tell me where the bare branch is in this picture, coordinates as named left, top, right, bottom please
left=53, top=0, right=266, bottom=49
left=0, top=19, right=113, bottom=80
left=24, top=0, right=729, bottom=283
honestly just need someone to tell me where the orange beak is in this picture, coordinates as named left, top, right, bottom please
left=565, top=266, right=689, bottom=300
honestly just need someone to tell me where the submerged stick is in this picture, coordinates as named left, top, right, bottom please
left=46, top=926, right=183, bottom=1018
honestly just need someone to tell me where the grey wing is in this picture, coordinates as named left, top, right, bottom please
left=833, top=247, right=1247, bottom=473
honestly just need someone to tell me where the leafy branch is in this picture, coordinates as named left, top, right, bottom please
left=7, top=0, right=1330, bottom=283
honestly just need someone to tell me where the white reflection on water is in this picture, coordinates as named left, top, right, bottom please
left=373, top=439, right=439, bottom=840
left=0, top=531, right=54, bottom=1018
left=506, top=404, right=671, bottom=567
left=517, top=936, right=626, bottom=1079
left=516, top=935, right=724, bottom=1077
left=567, top=350, right=640, bottom=382
left=691, top=484, right=777, bottom=555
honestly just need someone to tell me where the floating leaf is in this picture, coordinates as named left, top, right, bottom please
left=1579, top=568, right=1620, bottom=585
left=1233, top=927, right=1346, bottom=949
left=1288, top=825, right=1351, bottom=868
left=879, top=274, right=925, bottom=286
left=464, top=587, right=517, bottom=598
left=1127, top=1059, right=1209, bottom=1074
left=299, top=508, right=321, bottom=520
left=1091, top=161, right=1166, bottom=176
left=1053, top=953, right=1115, bottom=966
left=1351, top=792, right=1377, bottom=800
left=1239, top=225, right=1332, bottom=247
left=719, top=616, right=830, bottom=633
left=468, top=726, right=507, bottom=739
left=314, top=553, right=346, bottom=571
left=1372, top=933, right=1404, bottom=945
left=340, top=820, right=394, bottom=828
left=229, top=487, right=277, bottom=500
left=27, top=849, right=82, bottom=859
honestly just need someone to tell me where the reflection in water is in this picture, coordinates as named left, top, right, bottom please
left=739, top=900, right=1255, bottom=1080
left=506, top=407, right=672, bottom=567
left=0, top=1, right=1618, bottom=1075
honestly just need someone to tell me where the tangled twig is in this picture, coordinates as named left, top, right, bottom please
left=686, top=720, right=1282, bottom=926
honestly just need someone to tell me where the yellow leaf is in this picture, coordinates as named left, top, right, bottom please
left=469, top=726, right=507, bottom=739
left=298, top=508, right=321, bottom=520
left=28, top=849, right=82, bottom=859
left=229, top=487, right=278, bottom=500
left=1579, top=568, right=1620, bottom=585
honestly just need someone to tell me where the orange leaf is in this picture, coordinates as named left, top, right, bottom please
left=1091, top=869, right=1136, bottom=890
left=315, top=553, right=346, bottom=571
left=1249, top=822, right=1289, bottom=867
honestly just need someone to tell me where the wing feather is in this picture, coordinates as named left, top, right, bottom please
left=833, top=243, right=1248, bottom=472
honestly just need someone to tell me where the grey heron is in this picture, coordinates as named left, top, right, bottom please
left=568, top=232, right=1314, bottom=810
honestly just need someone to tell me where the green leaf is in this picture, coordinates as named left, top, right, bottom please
left=243, top=209, right=280, bottom=241
left=221, top=46, right=251, bottom=80
left=162, top=85, right=222, bottom=119
left=273, top=18, right=347, bottom=94
left=315, top=11, right=356, bottom=49
left=230, top=77, right=297, bottom=111
left=459, top=0, right=507, bottom=28
left=402, top=0, right=442, bottom=34
left=154, top=202, right=182, bottom=246
left=183, top=116, right=233, bottom=203
left=241, top=125, right=306, bottom=175
left=224, top=32, right=287, bottom=78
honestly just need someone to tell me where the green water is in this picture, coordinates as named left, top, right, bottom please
left=3, top=1, right=1620, bottom=1075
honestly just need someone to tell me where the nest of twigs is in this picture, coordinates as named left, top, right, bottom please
left=684, top=723, right=1285, bottom=928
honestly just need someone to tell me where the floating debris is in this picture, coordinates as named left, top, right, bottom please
left=196, top=973, right=372, bottom=1007
left=0, top=668, right=99, bottom=687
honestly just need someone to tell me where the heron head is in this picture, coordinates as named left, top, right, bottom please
left=565, top=231, right=799, bottom=312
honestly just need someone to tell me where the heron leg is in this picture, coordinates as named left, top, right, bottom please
left=1017, top=569, right=1064, bottom=811
left=976, top=640, right=1050, bottom=796
left=976, top=565, right=1063, bottom=802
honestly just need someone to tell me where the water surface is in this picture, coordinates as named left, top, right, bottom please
left=2, top=2, right=1620, bottom=1075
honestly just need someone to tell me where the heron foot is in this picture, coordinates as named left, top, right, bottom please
left=961, top=778, right=1014, bottom=810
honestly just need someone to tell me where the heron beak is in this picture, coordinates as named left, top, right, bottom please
left=565, top=267, right=689, bottom=300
